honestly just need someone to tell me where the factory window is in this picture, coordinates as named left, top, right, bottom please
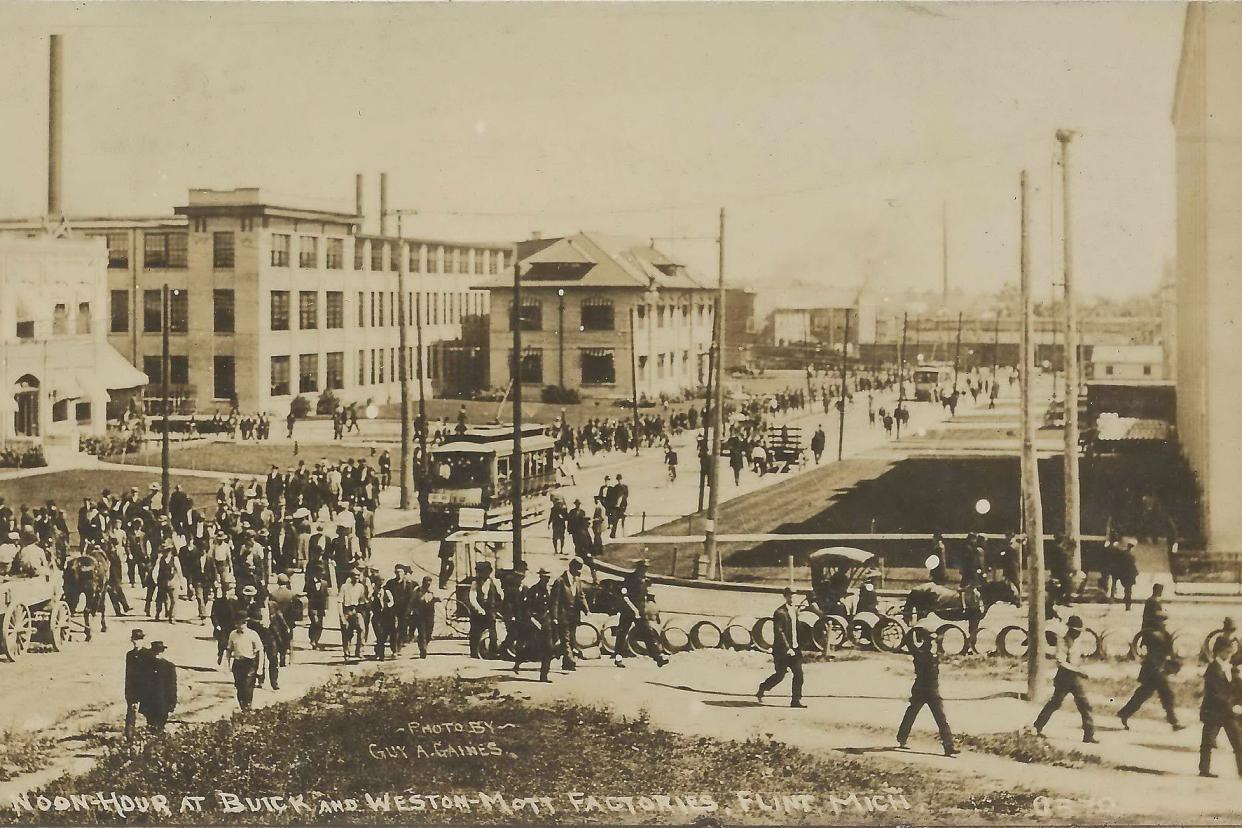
left=426, top=246, right=439, bottom=273
left=214, top=289, right=235, bottom=333
left=326, top=352, right=344, bottom=390
left=298, top=291, right=319, bottom=330
left=357, top=291, right=365, bottom=327
left=473, top=250, right=484, bottom=275
left=270, top=233, right=290, bottom=267
left=510, top=349, right=543, bottom=384
left=371, top=241, right=386, bottom=272
left=447, top=249, right=459, bottom=275
left=103, top=233, right=129, bottom=269
left=326, top=291, right=344, bottom=329
left=213, top=356, right=235, bottom=401
left=1143, top=365, right=1152, bottom=376
left=354, top=239, right=365, bottom=271
left=76, top=302, right=91, bottom=334
left=656, top=353, right=666, bottom=379
left=298, top=353, right=319, bottom=393
left=299, top=236, right=318, bottom=268
left=370, top=292, right=377, bottom=327
left=52, top=304, right=67, bottom=335
left=326, top=238, right=344, bottom=270
left=580, top=297, right=614, bottom=331
left=169, top=355, right=189, bottom=385
left=580, top=349, right=616, bottom=385
left=143, top=290, right=162, bottom=333
left=169, top=290, right=189, bottom=333
left=143, top=232, right=187, bottom=269
left=1105, top=365, right=1115, bottom=376
left=110, top=290, right=129, bottom=333
left=509, top=300, right=542, bottom=331
left=270, top=290, right=290, bottom=331
left=656, top=305, right=666, bottom=328
left=487, top=251, right=498, bottom=275
left=409, top=244, right=421, bottom=274
left=357, top=349, right=366, bottom=386
left=378, top=348, right=386, bottom=384
left=369, top=349, right=376, bottom=385
left=388, top=244, right=398, bottom=273
left=213, top=232, right=235, bottom=269
left=143, top=356, right=162, bottom=385
left=270, top=356, right=290, bottom=396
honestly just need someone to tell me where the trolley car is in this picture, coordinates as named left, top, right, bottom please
left=423, top=424, right=559, bottom=535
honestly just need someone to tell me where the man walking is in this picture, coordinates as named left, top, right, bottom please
left=413, top=576, right=439, bottom=658
left=756, top=587, right=805, bottom=708
left=552, top=559, right=589, bottom=671
left=1142, top=582, right=1166, bottom=630
left=139, top=641, right=177, bottom=734
left=1034, top=615, right=1098, bottom=743
left=338, top=568, right=367, bottom=661
left=1118, top=624, right=1184, bottom=732
left=226, top=616, right=264, bottom=711
left=607, top=475, right=629, bottom=538
left=613, top=559, right=667, bottom=668
left=124, top=629, right=151, bottom=741
left=810, top=427, right=826, bottom=465
left=1199, top=637, right=1242, bottom=778
left=896, top=627, right=958, bottom=756
left=514, top=568, right=554, bottom=682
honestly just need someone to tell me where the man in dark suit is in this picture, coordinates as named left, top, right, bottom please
left=1119, top=626, right=1184, bottom=732
left=124, top=629, right=151, bottom=741
left=1200, top=637, right=1242, bottom=778
left=139, top=641, right=177, bottom=734
left=756, top=587, right=806, bottom=708
left=1142, top=582, right=1166, bottom=630
left=896, top=627, right=958, bottom=756
left=514, top=568, right=554, bottom=682
left=552, top=559, right=589, bottom=671
left=613, top=560, right=667, bottom=669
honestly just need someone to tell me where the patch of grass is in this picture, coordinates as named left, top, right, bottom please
left=22, top=671, right=1051, bottom=825
left=0, top=470, right=218, bottom=516
left=113, top=443, right=384, bottom=476
left=956, top=729, right=1100, bottom=770
left=0, top=729, right=55, bottom=782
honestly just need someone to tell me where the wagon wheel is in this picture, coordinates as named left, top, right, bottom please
left=814, top=615, right=849, bottom=651
left=442, top=595, right=468, bottom=637
left=872, top=617, right=908, bottom=653
left=48, top=601, right=73, bottom=651
left=937, top=624, right=970, bottom=656
left=1, top=603, right=32, bottom=662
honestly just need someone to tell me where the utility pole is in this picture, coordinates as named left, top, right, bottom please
left=1057, top=129, right=1082, bottom=571
left=629, top=307, right=641, bottom=457
left=992, top=312, right=1001, bottom=382
left=697, top=337, right=715, bottom=512
left=557, top=289, right=566, bottom=390
left=952, top=311, right=963, bottom=394
left=837, top=310, right=850, bottom=461
left=414, top=280, right=429, bottom=517
left=705, top=208, right=726, bottom=579
left=941, top=201, right=949, bottom=306
left=896, top=312, right=908, bottom=441
left=160, top=284, right=171, bottom=508
left=511, top=261, right=524, bottom=568
left=1019, top=170, right=1047, bottom=699
left=393, top=213, right=413, bottom=511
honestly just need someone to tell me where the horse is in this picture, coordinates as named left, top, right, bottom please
left=63, top=548, right=110, bottom=641
left=903, top=579, right=1020, bottom=654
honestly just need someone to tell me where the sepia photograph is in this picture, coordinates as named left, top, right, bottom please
left=0, top=1, right=1235, bottom=824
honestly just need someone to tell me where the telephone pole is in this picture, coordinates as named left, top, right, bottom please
left=512, top=261, right=524, bottom=568
left=952, top=311, right=964, bottom=394
left=1057, top=129, right=1082, bottom=571
left=393, top=212, right=414, bottom=511
left=705, top=208, right=726, bottom=579
left=1019, top=170, right=1047, bottom=699
left=836, top=310, right=850, bottom=461
left=160, top=284, right=171, bottom=508
left=896, top=312, right=908, bottom=441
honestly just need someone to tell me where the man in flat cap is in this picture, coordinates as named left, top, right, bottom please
left=757, top=587, right=806, bottom=708
left=614, top=559, right=667, bottom=669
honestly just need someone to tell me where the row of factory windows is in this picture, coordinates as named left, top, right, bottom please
left=507, top=348, right=702, bottom=386
left=105, top=288, right=487, bottom=335
left=92, top=230, right=507, bottom=275
left=508, top=297, right=712, bottom=332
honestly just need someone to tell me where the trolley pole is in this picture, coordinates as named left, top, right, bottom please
left=1019, top=170, right=1047, bottom=699
left=704, top=207, right=726, bottom=580
left=160, top=284, right=171, bottom=509
left=395, top=215, right=413, bottom=511
left=512, top=261, right=524, bottom=569
left=1057, top=129, right=1083, bottom=572
left=836, top=310, right=850, bottom=461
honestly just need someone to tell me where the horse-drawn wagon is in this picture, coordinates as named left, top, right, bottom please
left=0, top=573, right=73, bottom=661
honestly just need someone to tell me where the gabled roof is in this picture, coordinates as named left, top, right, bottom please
left=476, top=232, right=709, bottom=291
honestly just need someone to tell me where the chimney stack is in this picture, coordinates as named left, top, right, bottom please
left=355, top=173, right=365, bottom=231
left=48, top=34, right=63, bottom=220
left=379, top=172, right=390, bottom=236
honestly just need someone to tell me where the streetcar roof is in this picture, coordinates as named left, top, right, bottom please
left=430, top=434, right=556, bottom=456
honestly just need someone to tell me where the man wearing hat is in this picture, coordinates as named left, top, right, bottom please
left=499, top=561, right=530, bottom=658
left=139, top=641, right=177, bottom=734
left=124, top=629, right=151, bottom=741
left=9, top=529, right=50, bottom=578
left=1116, top=538, right=1139, bottom=612
left=1142, top=582, right=1167, bottom=631
left=338, top=569, right=367, bottom=660
left=304, top=570, right=330, bottom=650
left=1199, top=636, right=1242, bottom=778
left=896, top=627, right=957, bottom=755
left=1034, top=615, right=1098, bottom=743
left=614, top=559, right=668, bottom=669
left=552, top=558, right=590, bottom=671
left=0, top=531, right=19, bottom=576
left=567, top=500, right=590, bottom=561
left=412, top=576, right=440, bottom=658
left=1119, top=620, right=1184, bottom=733
left=226, top=616, right=265, bottom=711
left=757, top=587, right=806, bottom=708
left=514, top=568, right=555, bottom=682
left=467, top=561, right=500, bottom=660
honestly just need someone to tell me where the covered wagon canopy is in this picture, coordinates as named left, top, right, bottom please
left=809, top=546, right=876, bottom=566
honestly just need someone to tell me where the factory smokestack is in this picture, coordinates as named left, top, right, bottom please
left=355, top=173, right=365, bottom=231
left=379, top=172, right=390, bottom=236
left=48, top=34, right=63, bottom=220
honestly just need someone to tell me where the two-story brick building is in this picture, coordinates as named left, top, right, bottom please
left=481, top=233, right=716, bottom=399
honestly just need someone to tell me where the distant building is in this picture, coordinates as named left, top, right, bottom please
left=1172, top=2, right=1242, bottom=553
left=769, top=288, right=872, bottom=353
left=0, top=185, right=509, bottom=414
left=1, top=230, right=147, bottom=462
left=481, top=233, right=715, bottom=399
left=1085, top=345, right=1165, bottom=381
left=722, top=287, right=757, bottom=370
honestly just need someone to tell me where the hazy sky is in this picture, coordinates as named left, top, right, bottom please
left=0, top=2, right=1185, bottom=300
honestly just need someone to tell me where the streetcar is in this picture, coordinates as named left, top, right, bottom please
left=911, top=364, right=954, bottom=402
left=423, top=424, right=559, bottom=535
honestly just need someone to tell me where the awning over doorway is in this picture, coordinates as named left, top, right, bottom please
left=95, top=345, right=149, bottom=390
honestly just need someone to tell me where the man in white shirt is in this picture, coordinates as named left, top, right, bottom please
left=0, top=532, right=19, bottom=575
left=338, top=569, right=367, bottom=660
left=1034, top=615, right=1097, bottom=743
left=226, top=618, right=264, bottom=710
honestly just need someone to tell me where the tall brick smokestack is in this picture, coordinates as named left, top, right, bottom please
left=355, top=173, right=365, bottom=231
left=379, top=172, right=390, bottom=236
left=48, top=34, right=63, bottom=219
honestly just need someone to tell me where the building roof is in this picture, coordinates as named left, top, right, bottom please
left=1091, top=345, right=1163, bottom=364
left=478, top=232, right=708, bottom=292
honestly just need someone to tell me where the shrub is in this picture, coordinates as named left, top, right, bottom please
left=957, top=728, right=1100, bottom=769
left=289, top=395, right=311, bottom=419
left=0, top=447, right=46, bottom=469
left=540, top=385, right=581, bottom=404
left=80, top=433, right=141, bottom=459
left=315, top=388, right=340, bottom=416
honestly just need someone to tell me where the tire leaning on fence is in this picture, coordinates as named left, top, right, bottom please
left=996, top=625, right=1029, bottom=658
left=723, top=616, right=755, bottom=651
left=689, top=619, right=723, bottom=650
left=661, top=619, right=693, bottom=654
left=848, top=612, right=882, bottom=649
left=600, top=624, right=619, bottom=656
left=937, top=624, right=970, bottom=656
left=872, top=616, right=908, bottom=653
left=751, top=617, right=775, bottom=653
left=574, top=621, right=601, bottom=651
left=814, top=615, right=850, bottom=651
